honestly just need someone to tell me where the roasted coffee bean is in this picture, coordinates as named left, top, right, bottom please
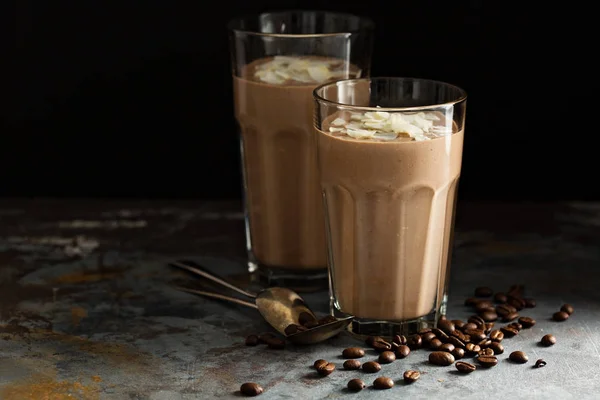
left=508, top=296, right=526, bottom=311
left=372, top=338, right=393, bottom=352
left=452, top=347, right=465, bottom=360
left=419, top=328, right=433, bottom=334
left=508, top=322, right=523, bottom=331
left=455, top=361, right=476, bottom=373
left=343, top=360, right=361, bottom=370
left=561, top=304, right=574, bottom=315
left=342, top=347, right=365, bottom=359
left=475, top=301, right=494, bottom=313
left=489, top=342, right=504, bottom=355
left=541, top=334, right=556, bottom=346
left=462, top=322, right=478, bottom=331
left=378, top=351, right=396, bottom=364
left=465, top=343, right=481, bottom=355
left=365, top=336, right=381, bottom=346
left=316, top=362, right=336, bottom=376
left=373, top=377, right=394, bottom=390
left=313, top=359, right=328, bottom=370
left=299, top=312, right=317, bottom=326
left=245, top=335, right=259, bottom=346
left=468, top=315, right=485, bottom=328
left=362, top=361, right=382, bottom=373
left=347, top=378, right=366, bottom=392
left=448, top=336, right=466, bottom=349
left=518, top=317, right=536, bottom=328
left=553, top=311, right=569, bottom=322
left=464, top=297, right=479, bottom=307
left=462, top=334, right=472, bottom=343
left=477, top=338, right=492, bottom=348
left=318, top=315, right=337, bottom=325
left=534, top=359, right=547, bottom=368
left=509, top=351, right=529, bottom=364
left=451, top=330, right=468, bottom=342
left=452, top=319, right=466, bottom=329
left=464, top=329, right=486, bottom=342
left=478, top=348, right=494, bottom=356
left=396, top=344, right=411, bottom=359
left=475, top=286, right=493, bottom=297
left=284, top=324, right=301, bottom=335
left=477, top=355, right=498, bottom=368
left=503, top=312, right=519, bottom=322
left=494, top=292, right=508, bottom=303
left=403, top=370, right=421, bottom=383
left=304, top=320, right=320, bottom=329
left=429, top=338, right=443, bottom=350
left=407, top=335, right=423, bottom=349
left=439, top=315, right=447, bottom=321
left=439, top=343, right=455, bottom=353
left=258, top=333, right=276, bottom=344
left=480, top=310, right=498, bottom=322
left=432, top=329, right=449, bottom=343
left=422, top=332, right=437, bottom=344
left=496, top=304, right=517, bottom=316
left=489, top=329, right=504, bottom=342
left=266, top=338, right=286, bottom=349
left=507, top=284, right=525, bottom=297
left=393, top=334, right=407, bottom=345
left=484, top=322, right=495, bottom=334
left=438, top=319, right=456, bottom=335
left=524, top=298, right=537, bottom=308
left=240, top=382, right=263, bottom=397
left=429, top=351, right=455, bottom=366
left=500, top=326, right=519, bottom=338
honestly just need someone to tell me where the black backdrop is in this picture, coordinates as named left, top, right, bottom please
left=7, top=1, right=596, bottom=201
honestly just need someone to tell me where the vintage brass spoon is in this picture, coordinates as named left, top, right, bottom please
left=169, top=260, right=352, bottom=344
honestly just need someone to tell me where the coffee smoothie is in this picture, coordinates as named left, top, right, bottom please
left=234, top=56, right=361, bottom=269
left=316, top=110, right=463, bottom=320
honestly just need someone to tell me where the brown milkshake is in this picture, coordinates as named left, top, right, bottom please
left=316, top=110, right=464, bottom=321
left=234, top=56, right=361, bottom=269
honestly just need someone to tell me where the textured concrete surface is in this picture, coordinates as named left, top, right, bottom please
left=0, top=199, right=599, bottom=399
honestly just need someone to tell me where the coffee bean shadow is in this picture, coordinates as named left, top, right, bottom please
left=536, top=342, right=548, bottom=348
left=303, top=372, right=327, bottom=380
left=232, top=391, right=244, bottom=397
left=447, top=370, right=466, bottom=376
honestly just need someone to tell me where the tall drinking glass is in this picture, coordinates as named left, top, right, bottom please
left=228, top=11, right=374, bottom=290
left=313, top=77, right=467, bottom=336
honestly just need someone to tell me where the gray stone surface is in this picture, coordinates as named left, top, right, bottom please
left=0, top=199, right=599, bottom=399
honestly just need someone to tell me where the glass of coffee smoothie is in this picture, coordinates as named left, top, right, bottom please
left=228, top=11, right=374, bottom=289
left=313, top=77, right=467, bottom=336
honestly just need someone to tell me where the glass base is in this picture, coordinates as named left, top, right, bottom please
left=248, top=259, right=328, bottom=293
left=332, top=303, right=446, bottom=340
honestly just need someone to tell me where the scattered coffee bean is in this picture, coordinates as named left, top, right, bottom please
left=475, top=301, right=494, bottom=313
left=541, top=334, right=556, bottom=346
left=508, top=322, right=523, bottom=331
left=475, top=286, right=493, bottom=297
left=298, top=312, right=317, bottom=326
left=407, top=335, right=423, bottom=349
left=496, top=304, right=517, bottom=317
left=500, top=326, right=519, bottom=338
left=465, top=297, right=479, bottom=306
left=452, top=347, right=465, bottom=360
left=419, top=328, right=433, bottom=334
left=429, top=351, right=455, bottom=366
left=403, top=370, right=421, bottom=383
left=347, top=378, right=366, bottom=392
left=468, top=315, right=485, bottom=328
left=489, top=342, right=504, bottom=355
left=316, top=362, right=336, bottom=376
left=508, top=296, right=526, bottom=311
left=561, top=304, right=574, bottom=315
left=365, top=336, right=380, bottom=346
left=378, top=351, right=396, bottom=364
left=452, top=320, right=466, bottom=329
left=477, top=355, right=498, bottom=368
left=451, top=330, right=468, bottom=341
left=509, top=351, right=529, bottom=364
left=240, top=382, right=263, bottom=397
left=494, top=292, right=508, bottom=303
left=477, top=338, right=492, bottom=348
left=432, top=328, right=449, bottom=342
left=439, top=343, right=455, bottom=353
left=455, top=361, right=476, bottom=373
left=464, top=329, right=486, bottom=342
left=422, top=332, right=436, bottom=344
left=362, top=361, right=381, bottom=373
left=438, top=319, right=456, bottom=335
left=429, top=338, right=443, bottom=350
left=489, top=330, right=504, bottom=342
left=266, top=337, right=285, bottom=349
left=465, top=343, right=481, bottom=356
left=478, top=348, right=494, bottom=356
left=553, top=311, right=569, bottom=322
left=245, top=335, right=259, bottom=346
left=524, top=298, right=537, bottom=308
left=313, top=359, right=328, bottom=370
left=480, top=310, right=498, bottom=322
left=396, top=345, right=411, bottom=359
left=518, top=316, right=536, bottom=328
left=342, top=347, right=365, bottom=359
left=462, top=322, right=478, bottom=331
left=393, top=334, right=407, bottom=345
left=502, top=312, right=519, bottom=322
left=507, top=284, right=525, bottom=297
left=534, top=359, right=547, bottom=368
left=343, top=360, right=361, bottom=370
left=448, top=336, right=466, bottom=349
left=372, top=338, right=393, bottom=352
left=373, top=376, right=394, bottom=390
left=484, top=322, right=495, bottom=334
left=258, top=333, right=276, bottom=344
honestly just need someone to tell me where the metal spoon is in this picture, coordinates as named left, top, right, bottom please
left=169, top=260, right=353, bottom=344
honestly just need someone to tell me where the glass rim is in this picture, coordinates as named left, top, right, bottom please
left=227, top=10, right=375, bottom=38
left=313, top=77, right=468, bottom=112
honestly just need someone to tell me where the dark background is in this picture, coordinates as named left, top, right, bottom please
left=8, top=1, right=595, bottom=201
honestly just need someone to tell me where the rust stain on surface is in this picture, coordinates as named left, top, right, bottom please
left=71, top=307, right=88, bottom=327
left=0, top=374, right=100, bottom=400
left=91, top=376, right=102, bottom=383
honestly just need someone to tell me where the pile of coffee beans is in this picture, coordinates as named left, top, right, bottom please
left=285, top=312, right=337, bottom=335
left=238, top=284, right=572, bottom=396
left=244, top=332, right=285, bottom=349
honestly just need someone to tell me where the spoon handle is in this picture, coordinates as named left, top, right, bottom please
left=174, top=286, right=258, bottom=309
left=170, top=260, right=257, bottom=299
